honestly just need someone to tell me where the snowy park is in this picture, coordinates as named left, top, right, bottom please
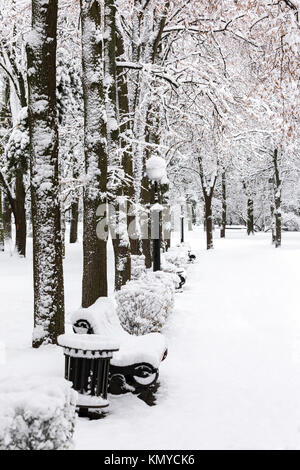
left=1, top=228, right=300, bottom=450
left=0, top=0, right=300, bottom=453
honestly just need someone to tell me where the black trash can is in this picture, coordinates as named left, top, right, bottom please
left=58, top=334, right=119, bottom=418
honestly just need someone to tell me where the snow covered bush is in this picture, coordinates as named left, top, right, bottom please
left=0, top=377, right=77, bottom=450
left=161, top=260, right=182, bottom=289
left=116, top=271, right=175, bottom=335
left=282, top=212, right=300, bottom=231
left=163, top=247, right=189, bottom=268
left=131, top=254, right=146, bottom=280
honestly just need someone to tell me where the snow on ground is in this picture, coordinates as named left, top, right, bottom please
left=1, top=228, right=300, bottom=449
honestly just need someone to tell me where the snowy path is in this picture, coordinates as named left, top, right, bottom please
left=1, top=230, right=300, bottom=449
left=75, top=232, right=300, bottom=450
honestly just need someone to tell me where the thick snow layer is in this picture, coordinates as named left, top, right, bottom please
left=0, top=376, right=77, bottom=450
left=146, top=156, right=167, bottom=181
left=71, top=298, right=167, bottom=368
left=0, top=376, right=76, bottom=418
left=58, top=333, right=119, bottom=352
left=2, top=228, right=300, bottom=449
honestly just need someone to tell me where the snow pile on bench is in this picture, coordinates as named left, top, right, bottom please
left=116, top=271, right=175, bottom=335
left=0, top=377, right=77, bottom=450
left=71, top=297, right=167, bottom=369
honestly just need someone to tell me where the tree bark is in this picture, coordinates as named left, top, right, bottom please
left=141, top=175, right=152, bottom=269
left=273, top=148, right=281, bottom=248
left=81, top=0, right=108, bottom=307
left=116, top=31, right=137, bottom=258
left=270, top=202, right=276, bottom=244
left=0, top=191, right=4, bottom=251
left=69, top=199, right=79, bottom=244
left=3, top=193, right=11, bottom=241
left=247, top=198, right=254, bottom=235
left=27, top=0, right=65, bottom=347
left=13, top=173, right=27, bottom=257
left=104, top=0, right=131, bottom=291
left=204, top=195, right=213, bottom=250
left=187, top=203, right=193, bottom=231
left=220, top=172, right=226, bottom=238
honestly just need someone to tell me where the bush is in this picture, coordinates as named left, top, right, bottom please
left=131, top=254, right=146, bottom=280
left=116, top=271, right=175, bottom=335
left=282, top=212, right=300, bottom=231
left=0, top=377, right=77, bottom=450
left=163, top=246, right=189, bottom=268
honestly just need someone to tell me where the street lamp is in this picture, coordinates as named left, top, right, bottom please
left=146, top=156, right=167, bottom=272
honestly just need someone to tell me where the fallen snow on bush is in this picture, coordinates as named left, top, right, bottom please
left=116, top=270, right=175, bottom=335
left=131, top=254, right=146, bottom=280
left=0, top=377, right=77, bottom=450
left=163, top=245, right=189, bottom=268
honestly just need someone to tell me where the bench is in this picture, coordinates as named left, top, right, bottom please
left=71, top=297, right=167, bottom=406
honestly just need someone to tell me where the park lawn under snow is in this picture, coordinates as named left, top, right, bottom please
left=1, top=228, right=300, bottom=450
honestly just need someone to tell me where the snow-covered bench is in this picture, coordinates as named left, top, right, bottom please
left=71, top=298, right=167, bottom=404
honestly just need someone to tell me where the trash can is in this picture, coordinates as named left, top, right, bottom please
left=58, top=334, right=119, bottom=419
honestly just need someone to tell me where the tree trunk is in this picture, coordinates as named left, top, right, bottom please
left=116, top=31, right=137, bottom=258
left=191, top=201, right=197, bottom=225
left=187, top=203, right=193, bottom=231
left=204, top=195, right=213, bottom=250
left=27, top=0, right=65, bottom=347
left=111, top=202, right=131, bottom=291
left=273, top=148, right=281, bottom=248
left=270, top=202, right=276, bottom=244
left=69, top=199, right=79, bottom=244
left=81, top=0, right=108, bottom=307
left=104, top=0, right=131, bottom=291
left=13, top=173, right=27, bottom=257
left=247, top=198, right=254, bottom=235
left=3, top=193, right=12, bottom=240
left=141, top=176, right=152, bottom=269
left=161, top=182, right=171, bottom=251
left=0, top=191, right=4, bottom=251
left=220, top=172, right=226, bottom=238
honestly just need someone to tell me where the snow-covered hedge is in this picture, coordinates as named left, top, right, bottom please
left=282, top=212, right=300, bottom=231
left=131, top=254, right=146, bottom=280
left=116, top=271, right=175, bottom=335
left=163, top=245, right=189, bottom=268
left=0, top=377, right=77, bottom=450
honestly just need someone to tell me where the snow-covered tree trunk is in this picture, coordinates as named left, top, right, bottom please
left=273, top=148, right=281, bottom=248
left=116, top=31, right=137, bottom=257
left=220, top=171, right=226, bottom=238
left=104, top=0, right=131, bottom=291
left=270, top=202, right=276, bottom=244
left=81, top=0, right=108, bottom=307
left=3, top=194, right=12, bottom=241
left=187, top=203, right=193, bottom=232
left=69, top=200, right=79, bottom=244
left=198, top=155, right=217, bottom=250
left=0, top=191, right=4, bottom=251
left=204, top=194, right=214, bottom=250
left=247, top=198, right=254, bottom=235
left=27, top=0, right=65, bottom=347
left=14, top=173, right=27, bottom=256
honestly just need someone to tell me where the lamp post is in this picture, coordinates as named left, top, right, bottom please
left=153, top=180, right=161, bottom=271
left=146, top=156, right=167, bottom=272
left=179, top=197, right=185, bottom=244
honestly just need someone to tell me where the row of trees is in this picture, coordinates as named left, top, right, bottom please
left=0, top=0, right=299, bottom=346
